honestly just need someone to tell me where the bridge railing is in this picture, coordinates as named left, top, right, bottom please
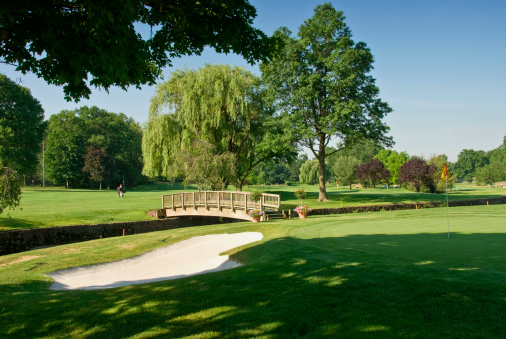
left=162, top=191, right=280, bottom=212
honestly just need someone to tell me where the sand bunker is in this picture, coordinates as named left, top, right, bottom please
left=47, top=232, right=263, bottom=290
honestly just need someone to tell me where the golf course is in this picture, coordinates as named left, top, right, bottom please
left=0, top=183, right=505, bottom=338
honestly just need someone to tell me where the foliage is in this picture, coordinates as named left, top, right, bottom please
left=82, top=145, right=112, bottom=190
left=294, top=189, right=307, bottom=204
left=249, top=161, right=291, bottom=185
left=0, top=166, right=22, bottom=214
left=45, top=106, right=144, bottom=188
left=1, top=0, right=278, bottom=101
left=454, top=149, right=489, bottom=182
left=337, top=139, right=384, bottom=164
left=0, top=74, right=45, bottom=176
left=332, top=155, right=361, bottom=189
left=170, top=139, right=236, bottom=191
left=247, top=209, right=264, bottom=217
left=399, top=158, right=436, bottom=193
left=261, top=4, right=392, bottom=201
left=428, top=154, right=456, bottom=193
left=476, top=163, right=506, bottom=185
left=294, top=205, right=311, bottom=214
left=356, top=159, right=390, bottom=188
left=299, top=160, right=320, bottom=185
left=487, top=135, right=506, bottom=166
left=45, top=110, right=87, bottom=188
left=250, top=190, right=263, bottom=203
left=143, top=64, right=295, bottom=191
left=374, top=150, right=409, bottom=185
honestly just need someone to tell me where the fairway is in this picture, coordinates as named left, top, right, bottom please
left=1, top=204, right=505, bottom=338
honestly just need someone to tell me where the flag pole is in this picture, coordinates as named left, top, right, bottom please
left=441, top=163, right=450, bottom=238
left=446, top=176, right=449, bottom=238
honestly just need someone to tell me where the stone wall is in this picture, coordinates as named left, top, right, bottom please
left=0, top=216, right=238, bottom=256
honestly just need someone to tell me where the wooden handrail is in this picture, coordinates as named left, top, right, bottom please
left=162, top=191, right=280, bottom=211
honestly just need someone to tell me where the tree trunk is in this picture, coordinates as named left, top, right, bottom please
left=317, top=152, right=328, bottom=202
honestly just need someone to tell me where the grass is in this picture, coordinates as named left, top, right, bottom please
left=1, top=182, right=504, bottom=231
left=1, top=204, right=505, bottom=338
left=246, top=182, right=506, bottom=210
left=0, top=182, right=194, bottom=230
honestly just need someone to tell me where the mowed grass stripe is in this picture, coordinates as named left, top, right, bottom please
left=1, top=204, right=505, bottom=338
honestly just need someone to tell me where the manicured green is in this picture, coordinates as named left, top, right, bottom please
left=1, top=182, right=504, bottom=230
left=0, top=183, right=190, bottom=230
left=248, top=182, right=506, bottom=210
left=1, top=205, right=505, bottom=338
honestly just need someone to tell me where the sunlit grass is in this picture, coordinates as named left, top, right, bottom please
left=1, top=182, right=504, bottom=230
left=1, top=204, right=505, bottom=338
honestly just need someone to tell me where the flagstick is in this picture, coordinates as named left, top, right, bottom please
left=446, top=175, right=449, bottom=238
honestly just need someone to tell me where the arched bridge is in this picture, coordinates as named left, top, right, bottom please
left=158, top=191, right=280, bottom=221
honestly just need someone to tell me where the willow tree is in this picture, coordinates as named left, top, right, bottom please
left=261, top=4, right=392, bottom=201
left=142, top=64, right=295, bottom=190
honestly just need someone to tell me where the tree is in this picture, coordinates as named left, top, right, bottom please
left=170, top=139, right=237, bottom=191
left=374, top=150, right=409, bottom=186
left=487, top=135, right=506, bottom=166
left=82, top=145, right=112, bottom=190
left=0, top=74, right=45, bottom=176
left=355, top=159, right=390, bottom=188
left=332, top=155, right=360, bottom=189
left=454, top=149, right=489, bottom=182
left=142, top=64, right=295, bottom=190
left=476, top=163, right=506, bottom=186
left=399, top=158, right=436, bottom=193
left=0, top=166, right=21, bottom=214
left=45, top=106, right=143, bottom=188
left=428, top=154, right=456, bottom=193
left=261, top=4, right=392, bottom=201
left=299, top=160, right=320, bottom=185
left=45, top=110, right=87, bottom=188
left=1, top=0, right=278, bottom=101
left=337, top=139, right=383, bottom=164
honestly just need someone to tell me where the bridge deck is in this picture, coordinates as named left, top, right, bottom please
left=161, top=191, right=280, bottom=221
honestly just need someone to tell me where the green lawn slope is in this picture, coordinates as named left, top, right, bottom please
left=1, top=204, right=505, bottom=338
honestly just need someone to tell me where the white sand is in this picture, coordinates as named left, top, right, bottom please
left=47, top=232, right=263, bottom=290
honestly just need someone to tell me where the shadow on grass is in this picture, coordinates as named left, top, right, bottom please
left=1, top=233, right=505, bottom=338
left=0, top=217, right=45, bottom=229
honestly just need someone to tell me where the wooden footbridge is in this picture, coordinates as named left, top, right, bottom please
left=157, top=191, right=281, bottom=221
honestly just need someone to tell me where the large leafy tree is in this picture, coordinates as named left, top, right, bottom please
left=261, top=3, right=392, bottom=201
left=45, top=106, right=143, bottom=188
left=454, top=149, right=489, bottom=182
left=0, top=166, right=22, bottom=214
left=82, top=145, right=112, bottom=190
left=1, top=0, right=278, bottom=101
left=45, top=110, right=87, bottom=188
left=355, top=159, right=390, bottom=188
left=299, top=160, right=320, bottom=185
left=476, top=163, right=506, bottom=186
left=0, top=74, right=45, bottom=176
left=142, top=64, right=295, bottom=190
left=374, top=150, right=410, bottom=186
left=337, top=139, right=383, bottom=164
left=487, top=135, right=506, bottom=166
left=399, top=158, right=436, bottom=193
left=332, top=155, right=360, bottom=189
left=170, top=140, right=237, bottom=191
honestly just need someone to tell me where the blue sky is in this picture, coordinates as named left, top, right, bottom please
left=2, top=0, right=505, bottom=162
